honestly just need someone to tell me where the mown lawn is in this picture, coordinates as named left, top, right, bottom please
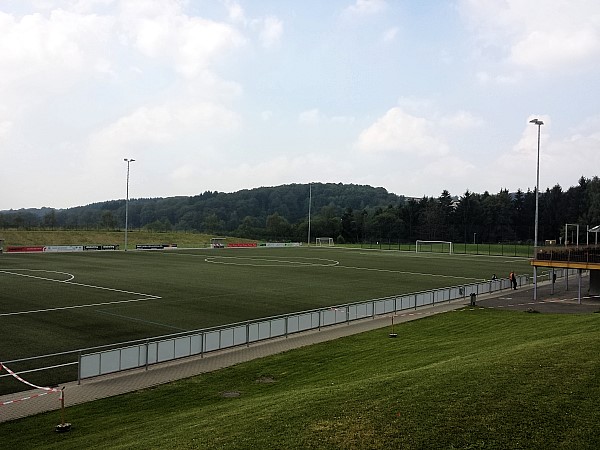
left=2, top=308, right=599, bottom=449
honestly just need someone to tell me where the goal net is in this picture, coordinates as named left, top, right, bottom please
left=315, top=237, right=334, bottom=247
left=415, top=240, right=453, bottom=254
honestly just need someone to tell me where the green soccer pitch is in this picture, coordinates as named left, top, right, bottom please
left=0, top=247, right=531, bottom=393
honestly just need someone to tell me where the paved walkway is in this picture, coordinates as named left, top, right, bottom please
left=2, top=278, right=598, bottom=424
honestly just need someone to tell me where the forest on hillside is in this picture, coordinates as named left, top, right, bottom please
left=2, top=178, right=600, bottom=245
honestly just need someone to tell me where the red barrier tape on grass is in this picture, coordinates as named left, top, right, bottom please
left=0, top=362, right=59, bottom=406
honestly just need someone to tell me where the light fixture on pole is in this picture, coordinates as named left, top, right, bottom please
left=529, top=118, right=543, bottom=300
left=124, top=158, right=135, bottom=251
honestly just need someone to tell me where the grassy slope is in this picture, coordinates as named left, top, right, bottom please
left=0, top=230, right=227, bottom=248
left=2, top=308, right=599, bottom=450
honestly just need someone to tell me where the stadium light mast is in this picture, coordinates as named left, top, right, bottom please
left=307, top=183, right=312, bottom=246
left=124, top=158, right=135, bottom=251
left=529, top=118, right=543, bottom=300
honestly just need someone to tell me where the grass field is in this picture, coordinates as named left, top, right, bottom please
left=1, top=246, right=532, bottom=394
left=1, top=308, right=599, bottom=449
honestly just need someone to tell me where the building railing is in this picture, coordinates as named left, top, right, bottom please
left=535, top=245, right=600, bottom=264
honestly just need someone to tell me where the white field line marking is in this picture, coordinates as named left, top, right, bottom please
left=0, top=268, right=159, bottom=298
left=333, top=247, right=526, bottom=262
left=94, top=309, right=187, bottom=331
left=165, top=253, right=478, bottom=280
left=204, top=255, right=339, bottom=267
left=165, top=251, right=488, bottom=284
left=166, top=252, right=341, bottom=267
left=0, top=269, right=75, bottom=282
left=334, top=265, right=481, bottom=281
left=1, top=297, right=159, bottom=317
left=0, top=268, right=161, bottom=316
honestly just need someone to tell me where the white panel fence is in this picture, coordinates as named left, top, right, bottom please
left=78, top=272, right=548, bottom=382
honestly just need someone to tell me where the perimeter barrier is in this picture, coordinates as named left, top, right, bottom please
left=0, top=268, right=578, bottom=393
left=76, top=271, right=543, bottom=382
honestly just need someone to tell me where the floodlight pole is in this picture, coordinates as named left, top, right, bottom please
left=307, top=183, right=312, bottom=246
left=529, top=119, right=543, bottom=300
left=124, top=158, right=135, bottom=251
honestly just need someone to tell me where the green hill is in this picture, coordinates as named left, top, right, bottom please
left=2, top=309, right=599, bottom=449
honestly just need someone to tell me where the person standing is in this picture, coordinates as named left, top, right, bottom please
left=509, top=271, right=517, bottom=290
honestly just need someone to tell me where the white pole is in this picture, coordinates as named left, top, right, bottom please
left=124, top=158, right=135, bottom=251
left=307, top=183, right=312, bottom=246
left=530, top=119, right=543, bottom=301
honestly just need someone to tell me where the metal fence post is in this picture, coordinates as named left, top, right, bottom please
left=145, top=340, right=149, bottom=370
left=77, top=351, right=82, bottom=385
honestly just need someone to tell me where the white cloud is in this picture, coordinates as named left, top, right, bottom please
left=440, top=111, right=484, bottom=129
left=258, top=16, right=283, bottom=49
left=331, top=116, right=355, bottom=125
left=382, top=27, right=398, bottom=43
left=345, top=0, right=387, bottom=16
left=489, top=117, right=600, bottom=192
left=475, top=71, right=520, bottom=85
left=223, top=0, right=245, bottom=24
left=0, top=120, right=13, bottom=142
left=396, top=97, right=435, bottom=116
left=0, top=9, right=114, bottom=85
left=87, top=101, right=241, bottom=163
left=119, top=2, right=245, bottom=79
left=510, top=29, right=600, bottom=69
left=299, top=108, right=323, bottom=125
left=299, top=109, right=355, bottom=126
left=422, top=155, right=476, bottom=180
left=460, top=0, right=600, bottom=71
left=355, top=107, right=448, bottom=155
left=170, top=153, right=352, bottom=197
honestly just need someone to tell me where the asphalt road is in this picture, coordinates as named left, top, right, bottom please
left=476, top=274, right=600, bottom=314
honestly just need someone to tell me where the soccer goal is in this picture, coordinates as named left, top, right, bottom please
left=315, top=237, right=334, bottom=247
left=415, top=240, right=453, bottom=254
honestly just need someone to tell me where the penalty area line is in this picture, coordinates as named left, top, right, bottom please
left=0, top=296, right=162, bottom=317
left=0, top=268, right=159, bottom=299
left=335, top=265, right=481, bottom=281
left=94, top=309, right=187, bottom=332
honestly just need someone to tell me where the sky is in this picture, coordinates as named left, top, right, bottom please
left=1, top=0, right=600, bottom=210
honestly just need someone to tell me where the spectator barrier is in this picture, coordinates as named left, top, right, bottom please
left=77, top=272, right=536, bottom=381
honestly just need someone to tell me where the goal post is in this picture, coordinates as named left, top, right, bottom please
left=315, top=237, right=334, bottom=247
left=415, top=240, right=453, bottom=254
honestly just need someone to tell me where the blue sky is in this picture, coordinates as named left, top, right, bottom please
left=1, top=0, right=600, bottom=210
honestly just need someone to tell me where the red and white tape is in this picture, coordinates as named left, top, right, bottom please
left=0, top=362, right=59, bottom=406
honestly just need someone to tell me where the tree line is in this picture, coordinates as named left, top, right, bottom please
left=1, top=178, right=600, bottom=245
